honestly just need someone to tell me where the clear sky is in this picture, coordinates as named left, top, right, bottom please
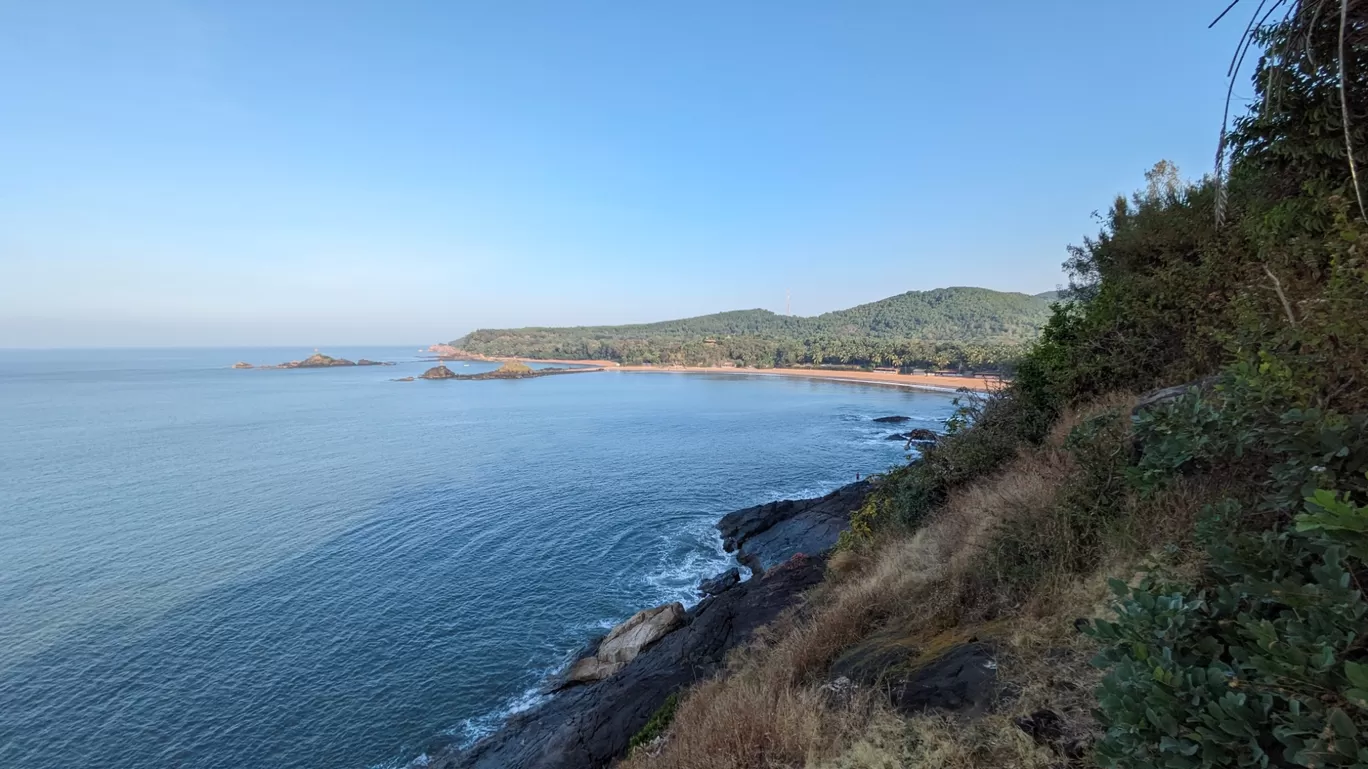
left=1, top=1, right=1248, bottom=347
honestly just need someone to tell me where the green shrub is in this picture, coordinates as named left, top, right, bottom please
left=1086, top=487, right=1368, bottom=769
left=629, top=693, right=679, bottom=752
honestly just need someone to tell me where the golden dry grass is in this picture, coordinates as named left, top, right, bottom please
left=621, top=392, right=1218, bottom=769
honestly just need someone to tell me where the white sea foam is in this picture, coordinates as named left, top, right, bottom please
left=451, top=679, right=554, bottom=748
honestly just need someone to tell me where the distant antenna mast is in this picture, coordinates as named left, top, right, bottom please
left=785, top=289, right=791, bottom=316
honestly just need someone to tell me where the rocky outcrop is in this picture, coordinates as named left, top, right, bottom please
left=425, top=484, right=876, bottom=769
left=258, top=353, right=395, bottom=369
left=432, top=554, right=826, bottom=769
left=873, top=415, right=912, bottom=423
left=560, top=603, right=686, bottom=687
left=231, top=361, right=253, bottom=369
left=394, top=376, right=416, bottom=382
left=421, top=363, right=600, bottom=382
left=697, top=567, right=740, bottom=597
left=889, top=643, right=998, bottom=716
left=886, top=428, right=939, bottom=443
left=830, top=631, right=999, bottom=717
left=716, top=481, right=871, bottom=573
left=290, top=353, right=356, bottom=368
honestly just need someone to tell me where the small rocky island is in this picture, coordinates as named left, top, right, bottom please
left=418, top=360, right=599, bottom=381
left=248, top=353, right=396, bottom=369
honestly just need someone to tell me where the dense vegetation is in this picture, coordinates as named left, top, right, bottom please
left=451, top=287, right=1054, bottom=370
left=626, top=3, right=1368, bottom=768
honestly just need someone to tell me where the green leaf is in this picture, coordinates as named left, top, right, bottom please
left=1330, top=707, right=1358, bottom=738
left=1347, top=662, right=1368, bottom=691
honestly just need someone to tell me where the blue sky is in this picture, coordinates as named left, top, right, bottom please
left=1, top=1, right=1248, bottom=347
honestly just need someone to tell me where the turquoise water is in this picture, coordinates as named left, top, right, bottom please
left=0, top=348, right=956, bottom=769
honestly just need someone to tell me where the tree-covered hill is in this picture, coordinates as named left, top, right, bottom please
left=450, top=287, right=1054, bottom=369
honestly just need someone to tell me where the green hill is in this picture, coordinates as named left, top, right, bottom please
left=451, top=287, right=1053, bottom=369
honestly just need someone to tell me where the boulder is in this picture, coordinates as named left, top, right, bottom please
left=697, top=567, right=740, bottom=597
left=889, top=642, right=998, bottom=715
left=561, top=603, right=685, bottom=686
left=903, top=428, right=938, bottom=443
left=829, top=628, right=999, bottom=717
left=872, top=415, right=912, bottom=423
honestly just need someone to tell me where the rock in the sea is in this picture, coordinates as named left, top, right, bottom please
left=288, top=353, right=356, bottom=368
left=716, top=481, right=871, bottom=573
left=904, top=428, right=938, bottom=443
left=356, top=359, right=393, bottom=366
left=432, top=555, right=827, bottom=769
left=872, top=415, right=912, bottom=423
left=697, top=567, right=740, bottom=597
left=393, top=376, right=415, bottom=382
left=562, top=602, right=686, bottom=686
left=420, top=365, right=458, bottom=380
left=231, top=361, right=253, bottom=369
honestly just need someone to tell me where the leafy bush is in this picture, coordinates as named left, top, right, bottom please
left=1086, top=487, right=1368, bottom=769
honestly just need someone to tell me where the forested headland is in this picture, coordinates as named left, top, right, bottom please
left=451, top=287, right=1056, bottom=370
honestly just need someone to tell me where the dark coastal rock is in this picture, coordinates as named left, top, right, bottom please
left=356, top=359, right=394, bottom=366
left=903, top=428, right=939, bottom=443
left=420, top=365, right=458, bottom=380
left=431, top=554, right=828, bottom=769
left=716, top=481, right=871, bottom=573
left=394, top=376, right=416, bottom=382
left=697, top=567, right=740, bottom=597
left=890, top=642, right=998, bottom=715
left=829, top=629, right=999, bottom=717
left=872, top=415, right=912, bottom=423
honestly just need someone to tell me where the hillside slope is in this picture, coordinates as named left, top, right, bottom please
left=451, top=287, right=1053, bottom=368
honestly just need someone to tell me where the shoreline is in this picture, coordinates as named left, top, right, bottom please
left=432, top=480, right=876, bottom=769
left=426, top=347, right=998, bottom=392
left=602, top=365, right=997, bottom=393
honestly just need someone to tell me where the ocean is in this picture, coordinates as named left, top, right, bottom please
left=0, top=347, right=958, bottom=769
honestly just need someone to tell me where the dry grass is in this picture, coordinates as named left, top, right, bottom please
left=621, top=392, right=1219, bottom=769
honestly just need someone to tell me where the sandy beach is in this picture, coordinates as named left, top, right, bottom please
left=605, top=365, right=998, bottom=392
left=428, top=345, right=1000, bottom=392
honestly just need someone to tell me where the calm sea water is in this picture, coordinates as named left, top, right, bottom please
left=0, top=347, right=957, bottom=769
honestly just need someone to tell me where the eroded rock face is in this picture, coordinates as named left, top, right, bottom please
left=561, top=603, right=685, bottom=686
left=432, top=555, right=827, bottom=769
left=716, top=481, right=871, bottom=573
left=697, top=567, right=740, bottom=597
